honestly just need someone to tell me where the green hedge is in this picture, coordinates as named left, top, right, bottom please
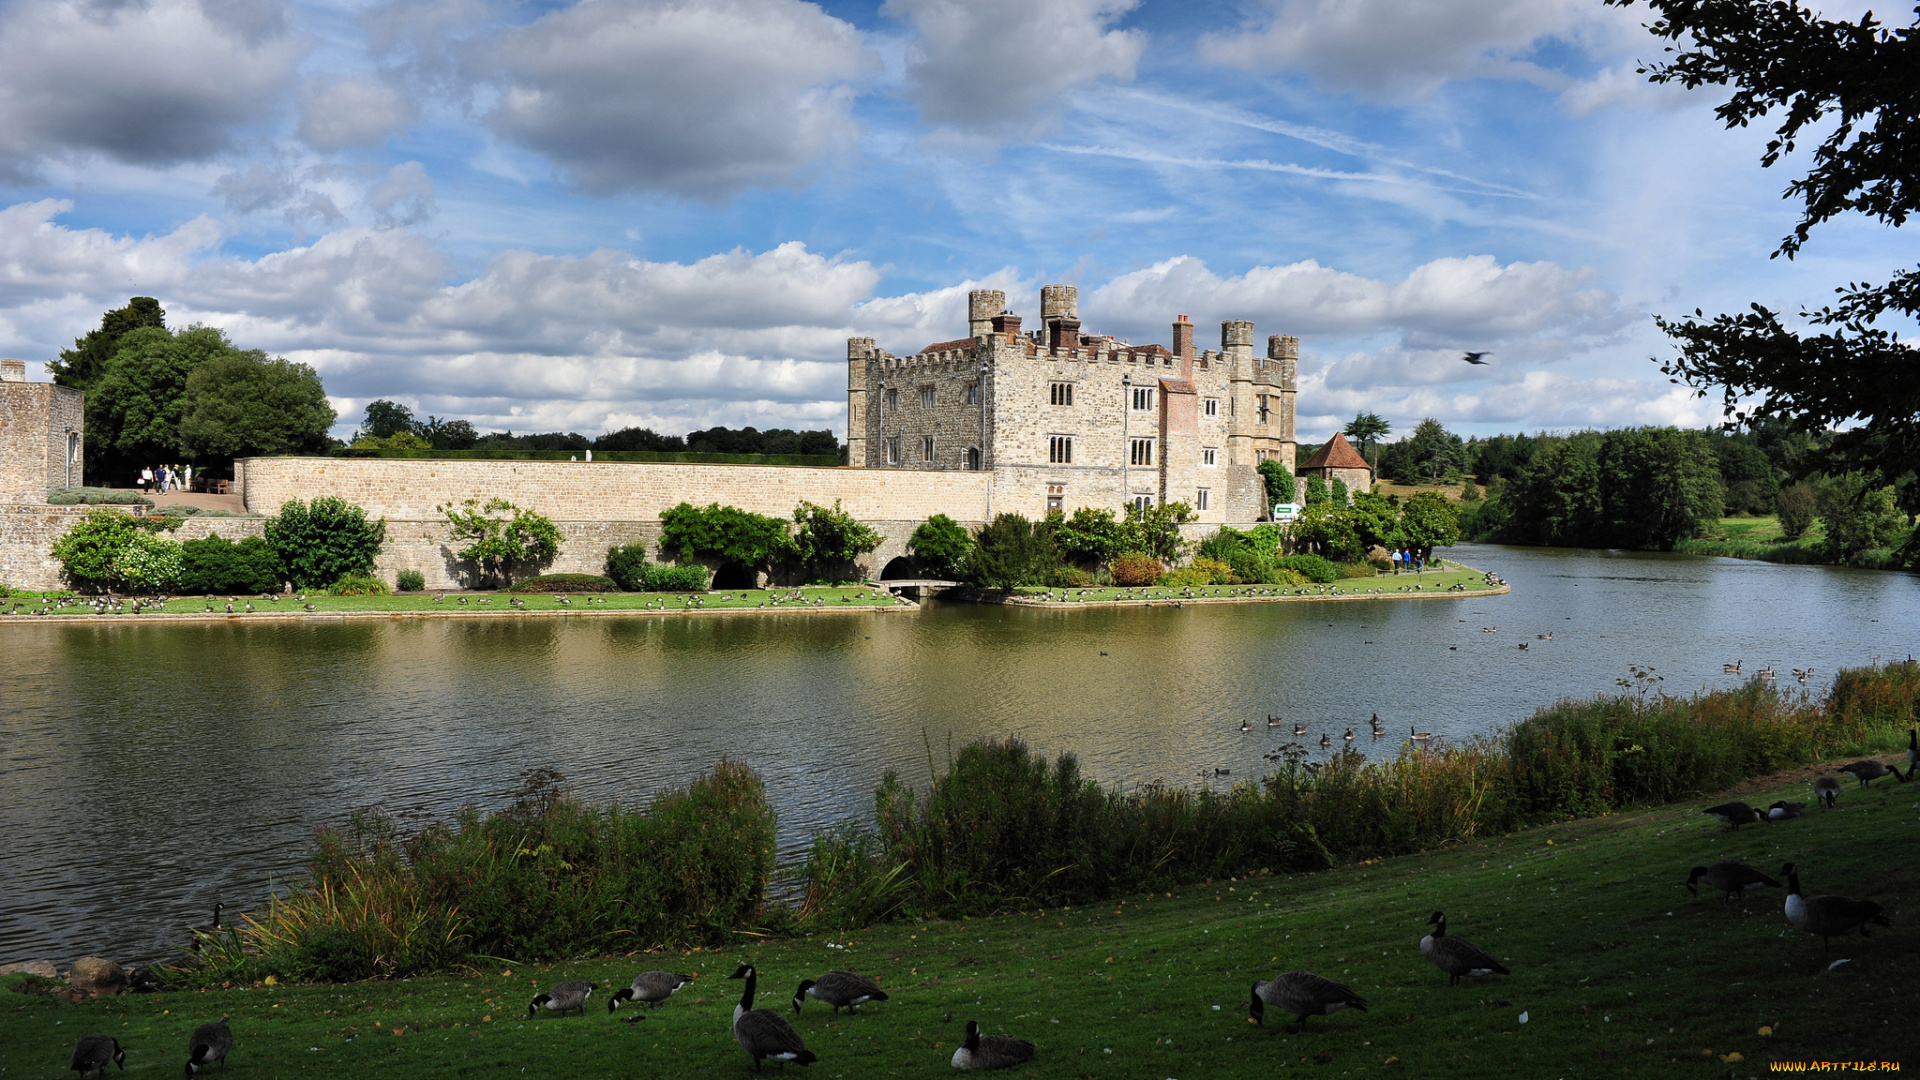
left=48, top=487, right=153, bottom=507
left=329, top=447, right=839, bottom=467
left=509, top=573, right=618, bottom=593
left=179, top=535, right=282, bottom=594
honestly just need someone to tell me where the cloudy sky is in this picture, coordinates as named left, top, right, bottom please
left=0, top=0, right=1902, bottom=443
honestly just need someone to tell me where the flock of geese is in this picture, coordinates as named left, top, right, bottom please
left=1722, top=660, right=1816, bottom=684
left=66, top=729, right=1919, bottom=1075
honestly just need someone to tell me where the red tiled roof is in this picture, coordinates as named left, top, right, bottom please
left=1300, top=431, right=1371, bottom=471
left=1157, top=378, right=1195, bottom=394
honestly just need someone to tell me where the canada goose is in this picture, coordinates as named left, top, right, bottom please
left=609, top=971, right=696, bottom=1012
left=526, top=980, right=595, bottom=1017
left=1757, top=666, right=1776, bottom=681
left=1420, top=911, right=1508, bottom=986
left=1409, top=726, right=1432, bottom=743
left=187, top=903, right=224, bottom=952
left=950, top=1020, right=1034, bottom=1071
left=1685, top=861, right=1782, bottom=904
left=1517, top=642, right=1528, bottom=650
left=302, top=604, right=316, bottom=612
left=185, top=1019, right=232, bottom=1075
left=1370, top=713, right=1386, bottom=736
left=1249, top=970, right=1368, bottom=1031
left=1908, top=728, right=1919, bottom=779
left=792, top=970, right=888, bottom=1014
left=1267, top=714, right=1282, bottom=728
left=1839, top=759, right=1896, bottom=787
left=69, top=1034, right=125, bottom=1078
left=1702, top=801, right=1766, bottom=830
left=1319, top=733, right=1332, bottom=748
left=1781, top=862, right=1891, bottom=949
left=1813, top=776, right=1841, bottom=808
left=1792, top=668, right=1811, bottom=683
left=1294, top=723, right=1307, bottom=736
left=1343, top=729, right=1355, bottom=742
left=728, top=964, right=816, bottom=1070
left=1767, top=800, right=1807, bottom=821
left=1240, top=718, right=1252, bottom=733
left=1724, top=660, right=1742, bottom=674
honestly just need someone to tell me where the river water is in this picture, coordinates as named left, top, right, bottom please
left=3, top=544, right=1916, bottom=965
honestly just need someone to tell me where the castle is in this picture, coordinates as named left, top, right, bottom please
left=847, top=285, right=1296, bottom=522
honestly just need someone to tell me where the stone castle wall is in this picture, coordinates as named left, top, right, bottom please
left=1, top=382, right=83, bottom=502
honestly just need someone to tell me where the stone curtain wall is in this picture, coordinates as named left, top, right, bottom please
left=0, top=506, right=265, bottom=591
left=1, top=383, right=83, bottom=502
left=238, top=458, right=993, bottom=524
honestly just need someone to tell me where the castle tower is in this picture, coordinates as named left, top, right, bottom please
left=1040, top=284, right=1079, bottom=352
left=1269, top=334, right=1299, bottom=472
left=846, top=336, right=876, bottom=468
left=968, top=289, right=1005, bottom=340
left=1223, top=320, right=1255, bottom=466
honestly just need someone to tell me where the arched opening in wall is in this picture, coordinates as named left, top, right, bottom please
left=711, top=562, right=757, bottom=590
left=880, top=556, right=919, bottom=581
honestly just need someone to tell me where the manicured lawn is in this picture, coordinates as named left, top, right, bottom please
left=0, top=586, right=908, bottom=619
left=1012, top=567, right=1496, bottom=603
left=12, top=762, right=1906, bottom=1077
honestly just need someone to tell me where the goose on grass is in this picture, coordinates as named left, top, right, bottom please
left=1781, top=862, right=1891, bottom=950
left=1685, top=861, right=1782, bottom=905
left=1814, top=776, right=1841, bottom=808
left=950, top=1020, right=1034, bottom=1071
left=729, top=964, right=816, bottom=1071
left=185, top=1019, right=232, bottom=1075
left=69, top=1034, right=125, bottom=1078
left=1249, top=970, right=1368, bottom=1031
left=1420, top=911, right=1509, bottom=986
left=1702, top=801, right=1766, bottom=830
left=526, top=981, right=595, bottom=1018
left=791, top=970, right=888, bottom=1014
left=1907, top=727, right=1919, bottom=779
left=609, top=971, right=696, bottom=1013
left=1838, top=759, right=1899, bottom=787
left=1767, top=800, right=1806, bottom=821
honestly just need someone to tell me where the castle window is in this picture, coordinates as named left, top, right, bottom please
left=920, top=386, right=936, bottom=409
left=1050, top=382, right=1074, bottom=406
left=1203, top=447, right=1217, bottom=466
left=1257, top=394, right=1271, bottom=425
left=1131, top=495, right=1154, bottom=513
left=966, top=382, right=981, bottom=405
left=1196, top=488, right=1210, bottom=511
left=885, top=388, right=900, bottom=413
left=1129, top=438, right=1154, bottom=466
left=1131, top=387, right=1154, bottom=411
left=966, top=446, right=982, bottom=470
left=1048, top=435, right=1073, bottom=464
left=1204, top=397, right=1219, bottom=418
left=1047, top=484, right=1064, bottom=513
left=922, top=435, right=936, bottom=461
left=885, top=437, right=901, bottom=465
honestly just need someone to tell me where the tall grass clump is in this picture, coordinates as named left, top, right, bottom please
left=800, top=739, right=1317, bottom=923
left=189, top=762, right=774, bottom=983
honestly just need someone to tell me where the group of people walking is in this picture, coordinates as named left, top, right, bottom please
left=139, top=463, right=192, bottom=494
left=1390, top=548, right=1429, bottom=574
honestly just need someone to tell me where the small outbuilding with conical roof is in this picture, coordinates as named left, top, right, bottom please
left=1297, top=431, right=1372, bottom=494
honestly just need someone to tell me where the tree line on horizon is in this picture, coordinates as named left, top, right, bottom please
left=350, top=399, right=839, bottom=458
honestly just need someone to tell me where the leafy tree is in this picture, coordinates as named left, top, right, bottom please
left=1503, top=434, right=1604, bottom=546
left=442, top=498, right=563, bottom=587
left=596, top=426, right=687, bottom=452
left=1597, top=427, right=1726, bottom=548
left=1460, top=478, right=1482, bottom=503
left=1343, top=411, right=1391, bottom=471
left=49, top=508, right=142, bottom=591
left=352, top=431, right=432, bottom=450
left=267, top=497, right=388, bottom=590
left=908, top=514, right=973, bottom=580
left=1611, top=0, right=1920, bottom=561
left=1350, top=490, right=1401, bottom=550
left=1777, top=481, right=1818, bottom=540
left=178, top=351, right=336, bottom=462
left=85, top=325, right=230, bottom=476
left=1119, top=501, right=1194, bottom=564
left=684, top=426, right=839, bottom=456
left=792, top=500, right=883, bottom=580
left=1330, top=478, right=1349, bottom=505
left=1051, top=506, right=1124, bottom=565
left=1256, top=459, right=1296, bottom=509
left=418, top=416, right=480, bottom=451
left=1302, top=473, right=1329, bottom=507
left=47, top=297, right=166, bottom=391
left=1291, top=502, right=1364, bottom=562
left=360, top=400, right=416, bottom=440
left=1405, top=418, right=1464, bottom=483
left=1709, top=432, right=1780, bottom=515
left=658, top=502, right=794, bottom=573
left=1399, top=491, right=1461, bottom=557
left=966, top=513, right=1053, bottom=591
left=1817, top=473, right=1907, bottom=561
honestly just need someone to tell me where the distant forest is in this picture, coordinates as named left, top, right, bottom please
left=351, top=399, right=840, bottom=457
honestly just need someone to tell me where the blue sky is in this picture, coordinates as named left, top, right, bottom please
left=0, top=0, right=1903, bottom=444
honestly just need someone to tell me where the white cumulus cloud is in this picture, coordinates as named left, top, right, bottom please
left=486, top=0, right=871, bottom=198
left=297, top=76, right=418, bottom=152
left=885, top=0, right=1145, bottom=135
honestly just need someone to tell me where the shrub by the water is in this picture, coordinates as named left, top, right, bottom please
left=605, top=544, right=711, bottom=592
left=178, top=535, right=282, bottom=594
left=509, top=573, right=618, bottom=593
left=1108, top=552, right=1160, bottom=586
left=267, top=497, right=386, bottom=590
left=395, top=569, right=425, bottom=592
left=1274, top=553, right=1339, bottom=583
left=191, top=762, right=775, bottom=982
left=644, top=564, right=709, bottom=592
left=327, top=572, right=390, bottom=596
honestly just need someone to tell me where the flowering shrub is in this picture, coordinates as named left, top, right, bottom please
left=1108, top=552, right=1161, bottom=586
left=114, top=530, right=183, bottom=592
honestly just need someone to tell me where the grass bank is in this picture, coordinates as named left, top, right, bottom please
left=5, top=761, right=1912, bottom=1077
left=0, top=585, right=909, bottom=621
left=1675, top=515, right=1908, bottom=571
left=1005, top=565, right=1497, bottom=605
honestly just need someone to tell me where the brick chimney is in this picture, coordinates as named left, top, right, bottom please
left=1171, top=317, right=1194, bottom=377
left=991, top=311, right=1023, bottom=339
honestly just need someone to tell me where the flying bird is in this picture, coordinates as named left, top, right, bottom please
left=1462, top=351, right=1491, bottom=365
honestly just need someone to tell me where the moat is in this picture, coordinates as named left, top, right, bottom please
left=3, top=543, right=1916, bottom=964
